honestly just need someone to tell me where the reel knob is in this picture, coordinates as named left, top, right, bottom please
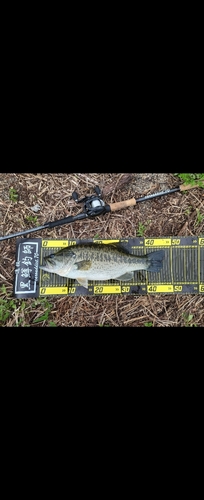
left=72, top=191, right=79, bottom=202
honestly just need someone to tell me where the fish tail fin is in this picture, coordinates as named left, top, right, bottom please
left=146, top=250, right=165, bottom=272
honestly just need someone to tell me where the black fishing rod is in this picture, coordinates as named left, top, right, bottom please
left=133, top=186, right=180, bottom=203
left=0, top=182, right=203, bottom=242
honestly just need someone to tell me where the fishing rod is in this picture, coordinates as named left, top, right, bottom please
left=0, top=181, right=203, bottom=242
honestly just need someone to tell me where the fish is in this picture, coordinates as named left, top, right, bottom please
left=39, top=243, right=165, bottom=289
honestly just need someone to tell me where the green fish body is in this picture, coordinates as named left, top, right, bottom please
left=39, top=243, right=165, bottom=289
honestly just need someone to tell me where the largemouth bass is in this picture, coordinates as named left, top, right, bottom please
left=39, top=243, right=165, bottom=289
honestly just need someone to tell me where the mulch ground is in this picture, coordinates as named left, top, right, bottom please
left=0, top=173, right=203, bottom=327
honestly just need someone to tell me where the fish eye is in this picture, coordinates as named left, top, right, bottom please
left=49, top=254, right=55, bottom=258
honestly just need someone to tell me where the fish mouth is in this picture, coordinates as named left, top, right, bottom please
left=39, top=264, right=52, bottom=272
left=39, top=258, right=56, bottom=271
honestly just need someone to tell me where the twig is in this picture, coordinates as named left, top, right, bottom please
left=102, top=174, right=134, bottom=197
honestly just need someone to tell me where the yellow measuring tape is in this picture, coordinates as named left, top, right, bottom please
left=38, top=237, right=204, bottom=296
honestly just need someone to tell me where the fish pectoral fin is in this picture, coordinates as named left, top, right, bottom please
left=116, top=272, right=134, bottom=281
left=75, top=260, right=92, bottom=271
left=76, top=277, right=89, bottom=289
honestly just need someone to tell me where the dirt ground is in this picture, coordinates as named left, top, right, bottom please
left=0, top=173, right=204, bottom=327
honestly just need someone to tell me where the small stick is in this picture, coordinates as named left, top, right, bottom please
left=102, top=174, right=134, bottom=197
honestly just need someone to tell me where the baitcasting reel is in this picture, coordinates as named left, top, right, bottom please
left=72, top=185, right=106, bottom=217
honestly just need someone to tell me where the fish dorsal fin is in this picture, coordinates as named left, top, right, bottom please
left=75, top=260, right=92, bottom=271
left=93, top=242, right=130, bottom=254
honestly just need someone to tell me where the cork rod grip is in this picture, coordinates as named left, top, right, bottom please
left=180, top=180, right=204, bottom=191
left=109, top=198, right=136, bottom=211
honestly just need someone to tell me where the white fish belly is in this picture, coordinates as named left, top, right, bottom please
left=65, top=262, right=143, bottom=281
